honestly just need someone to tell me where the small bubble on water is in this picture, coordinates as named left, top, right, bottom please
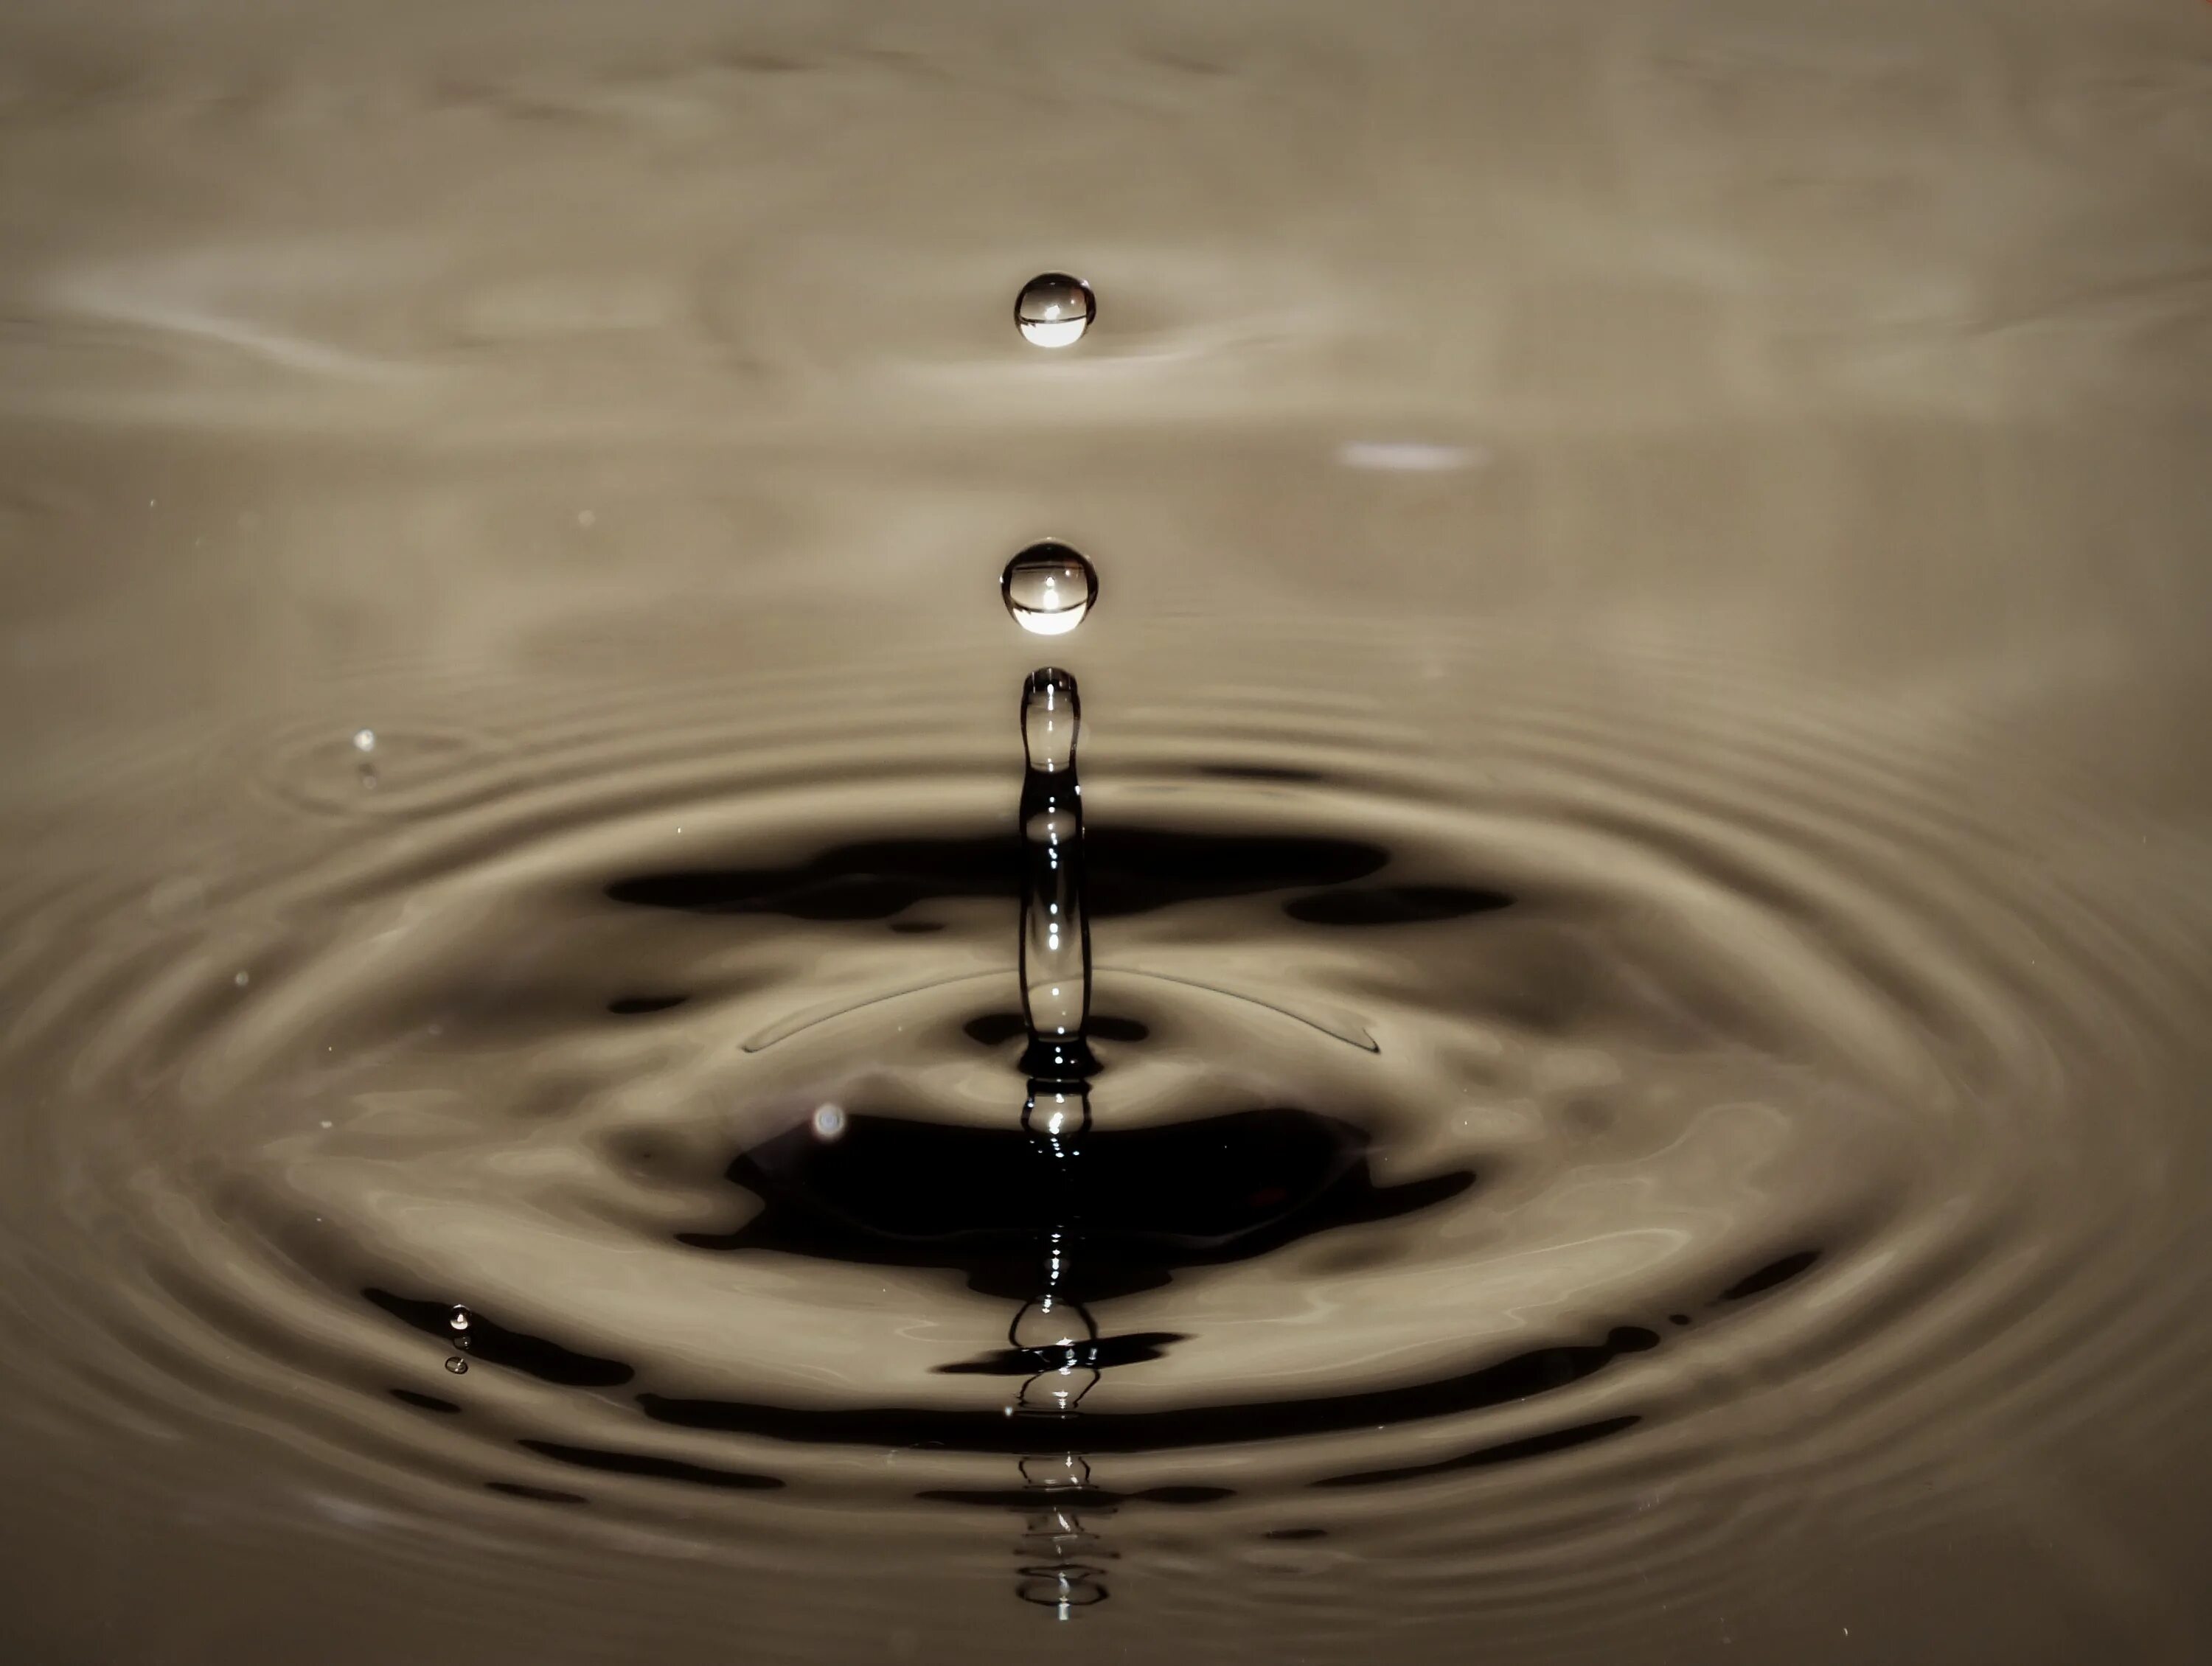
left=445, top=1356, right=467, bottom=1375
left=351, top=728, right=378, bottom=754
left=1002, top=543, right=1098, bottom=636
left=1015, top=273, right=1096, bottom=348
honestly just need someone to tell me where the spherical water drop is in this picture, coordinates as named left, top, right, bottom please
left=448, top=1307, right=470, bottom=1332
left=811, top=1104, right=846, bottom=1143
left=1012, top=1296, right=1098, bottom=1354
left=1015, top=273, right=1095, bottom=348
left=351, top=728, right=378, bottom=754
left=444, top=1356, right=467, bottom=1375
left=1002, top=543, right=1098, bottom=637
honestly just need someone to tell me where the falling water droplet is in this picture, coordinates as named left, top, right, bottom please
left=448, top=1306, right=470, bottom=1332
left=1002, top=544, right=1098, bottom=637
left=351, top=728, right=378, bottom=754
left=1014, top=273, right=1096, bottom=348
left=811, top=1104, right=846, bottom=1143
left=444, top=1356, right=467, bottom=1375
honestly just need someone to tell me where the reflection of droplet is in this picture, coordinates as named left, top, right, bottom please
left=445, top=1356, right=467, bottom=1375
left=1015, top=273, right=1095, bottom=348
left=1019, top=1453, right=1093, bottom=1490
left=1015, top=1365, right=1100, bottom=1417
left=1022, top=1083, right=1089, bottom=1139
left=1002, top=543, right=1098, bottom=637
left=356, top=764, right=379, bottom=793
left=351, top=728, right=378, bottom=754
left=811, top=1104, right=846, bottom=1143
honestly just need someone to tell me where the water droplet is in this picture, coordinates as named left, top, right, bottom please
left=1011, top=1296, right=1098, bottom=1354
left=1014, top=273, right=1095, bottom=348
left=811, top=1104, right=846, bottom=1142
left=232, top=970, right=251, bottom=989
left=351, top=728, right=378, bottom=754
left=448, top=1307, right=470, bottom=1332
left=444, top=1356, right=467, bottom=1375
left=1002, top=543, right=1098, bottom=637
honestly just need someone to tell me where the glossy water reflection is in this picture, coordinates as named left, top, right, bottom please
left=1, top=1, right=2209, bottom=1663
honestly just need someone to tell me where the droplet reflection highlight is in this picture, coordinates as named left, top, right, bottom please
left=1014, top=273, right=1096, bottom=349
left=1001, top=543, right=1099, bottom=637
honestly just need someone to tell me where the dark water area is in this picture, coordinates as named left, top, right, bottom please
left=2, top=1, right=2211, bottom=1663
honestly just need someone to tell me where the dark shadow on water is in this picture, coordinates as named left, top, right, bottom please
left=607, top=994, right=689, bottom=1015
left=518, top=1439, right=784, bottom=1491
left=934, top=1331, right=1189, bottom=1376
left=389, top=1388, right=462, bottom=1415
left=675, top=1105, right=1475, bottom=1303
left=1309, top=1414, right=1642, bottom=1488
left=603, top=825, right=1430, bottom=922
left=919, top=1482, right=1236, bottom=1509
left=486, top=1481, right=588, bottom=1506
left=362, top=1289, right=634, bottom=1387
left=634, top=1325, right=1660, bottom=1454
left=1718, top=1249, right=1820, bottom=1302
left=1283, top=884, right=1513, bottom=926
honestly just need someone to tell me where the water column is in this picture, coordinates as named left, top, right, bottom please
left=999, top=295, right=1109, bottom=1618
left=1017, top=667, right=1095, bottom=1083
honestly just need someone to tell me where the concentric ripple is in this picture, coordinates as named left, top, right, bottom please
left=1, top=624, right=2205, bottom=1657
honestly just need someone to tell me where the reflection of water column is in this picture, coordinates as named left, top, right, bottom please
left=1009, top=666, right=1107, bottom=1614
left=1012, top=1453, right=1112, bottom=1620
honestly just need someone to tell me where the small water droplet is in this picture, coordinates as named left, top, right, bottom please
left=351, top=728, right=378, bottom=753
left=811, top=1104, right=846, bottom=1142
left=1002, top=543, right=1098, bottom=637
left=449, top=1307, right=470, bottom=1332
left=1012, top=1296, right=1097, bottom=1353
left=232, top=970, right=251, bottom=989
left=444, top=1356, right=467, bottom=1375
left=1015, top=273, right=1096, bottom=348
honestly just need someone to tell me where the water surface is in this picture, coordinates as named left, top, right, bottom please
left=1, top=2, right=2209, bottom=1662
